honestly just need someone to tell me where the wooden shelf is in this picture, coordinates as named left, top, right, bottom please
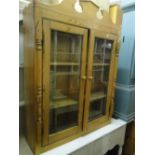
left=89, top=110, right=102, bottom=120
left=55, top=51, right=80, bottom=54
left=50, top=98, right=78, bottom=109
left=90, top=110, right=101, bottom=116
left=52, top=92, right=67, bottom=100
left=50, top=71, right=79, bottom=76
left=50, top=122, right=77, bottom=133
left=94, top=53, right=104, bottom=55
left=50, top=62, right=80, bottom=66
left=93, top=63, right=110, bottom=66
left=90, top=92, right=106, bottom=101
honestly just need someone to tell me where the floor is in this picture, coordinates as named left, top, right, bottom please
left=122, top=121, right=135, bottom=155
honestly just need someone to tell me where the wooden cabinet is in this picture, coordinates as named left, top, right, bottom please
left=23, top=0, right=122, bottom=154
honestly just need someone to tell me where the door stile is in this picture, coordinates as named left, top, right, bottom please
left=83, top=30, right=95, bottom=131
left=42, top=20, right=51, bottom=146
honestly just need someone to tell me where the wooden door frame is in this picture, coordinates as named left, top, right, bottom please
left=42, top=20, right=88, bottom=146
left=83, top=29, right=117, bottom=133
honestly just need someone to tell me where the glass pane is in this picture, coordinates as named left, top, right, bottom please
left=89, top=38, right=113, bottom=121
left=49, top=30, right=82, bottom=134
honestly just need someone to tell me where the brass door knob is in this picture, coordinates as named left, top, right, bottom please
left=88, top=76, right=93, bottom=80
left=81, top=76, right=86, bottom=80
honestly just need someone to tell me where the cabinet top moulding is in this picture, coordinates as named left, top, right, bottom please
left=25, top=0, right=122, bottom=37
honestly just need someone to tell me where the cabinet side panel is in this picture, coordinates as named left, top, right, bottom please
left=23, top=4, right=36, bottom=153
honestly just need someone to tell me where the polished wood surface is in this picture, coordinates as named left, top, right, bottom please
left=49, top=98, right=77, bottom=109
left=23, top=3, right=37, bottom=154
left=23, top=0, right=122, bottom=154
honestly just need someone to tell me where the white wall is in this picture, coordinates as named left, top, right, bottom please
left=109, top=0, right=135, bottom=7
left=120, top=0, right=135, bottom=7
left=91, top=0, right=109, bottom=11
left=92, top=0, right=135, bottom=9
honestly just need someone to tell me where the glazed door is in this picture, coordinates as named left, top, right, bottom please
left=83, top=30, right=116, bottom=132
left=43, top=20, right=87, bottom=145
